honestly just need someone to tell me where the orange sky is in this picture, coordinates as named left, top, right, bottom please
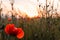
left=1, top=0, right=39, bottom=18
left=1, top=0, right=60, bottom=18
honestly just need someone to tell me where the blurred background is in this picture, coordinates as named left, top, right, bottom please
left=0, top=0, right=60, bottom=40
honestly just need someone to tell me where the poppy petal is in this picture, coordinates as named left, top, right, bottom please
left=16, top=28, right=24, bottom=39
left=4, top=24, right=15, bottom=35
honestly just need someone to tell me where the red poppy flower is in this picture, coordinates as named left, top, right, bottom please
left=4, top=24, right=15, bottom=35
left=16, top=28, right=24, bottom=39
left=4, top=24, right=24, bottom=39
left=10, top=27, right=18, bottom=36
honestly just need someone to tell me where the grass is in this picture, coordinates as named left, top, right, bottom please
left=0, top=16, right=60, bottom=40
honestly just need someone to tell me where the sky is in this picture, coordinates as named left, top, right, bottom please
left=1, top=0, right=60, bottom=12
left=1, top=0, right=39, bottom=18
left=1, top=0, right=38, bottom=10
left=1, top=0, right=60, bottom=18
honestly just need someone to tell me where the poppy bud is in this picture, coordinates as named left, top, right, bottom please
left=8, top=18, right=12, bottom=21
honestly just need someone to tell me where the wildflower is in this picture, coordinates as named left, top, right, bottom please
left=4, top=24, right=24, bottom=39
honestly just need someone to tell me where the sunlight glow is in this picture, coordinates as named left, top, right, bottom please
left=14, top=0, right=39, bottom=18
left=1, top=0, right=60, bottom=18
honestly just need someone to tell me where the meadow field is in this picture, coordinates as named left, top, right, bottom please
left=0, top=16, right=60, bottom=40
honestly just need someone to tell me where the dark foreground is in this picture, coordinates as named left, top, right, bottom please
left=0, top=17, right=60, bottom=40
